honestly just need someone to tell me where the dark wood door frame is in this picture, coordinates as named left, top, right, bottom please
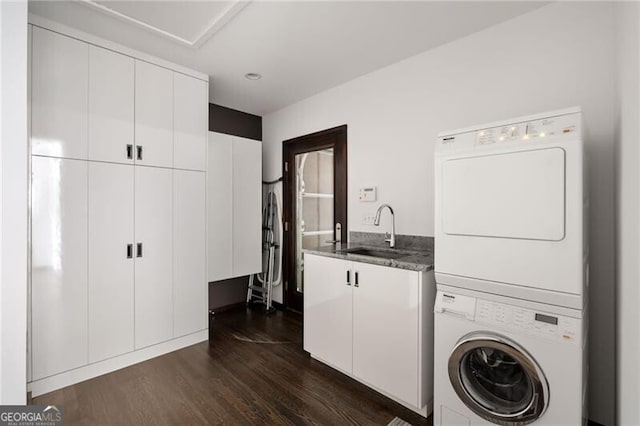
left=282, top=125, right=348, bottom=312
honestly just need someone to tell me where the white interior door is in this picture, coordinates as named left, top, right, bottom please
left=88, top=162, right=134, bottom=362
left=134, top=60, right=173, bottom=168
left=173, top=73, right=207, bottom=171
left=232, top=136, right=262, bottom=276
left=31, top=157, right=88, bottom=379
left=31, top=27, right=88, bottom=159
left=173, top=169, right=207, bottom=337
left=352, top=262, right=419, bottom=407
left=442, top=148, right=566, bottom=241
left=88, top=45, right=134, bottom=164
left=207, top=132, right=233, bottom=281
left=135, top=166, right=173, bottom=349
left=303, top=254, right=353, bottom=373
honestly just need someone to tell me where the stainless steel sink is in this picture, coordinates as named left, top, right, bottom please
left=339, top=247, right=408, bottom=260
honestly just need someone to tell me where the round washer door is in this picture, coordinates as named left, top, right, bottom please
left=448, top=332, right=549, bottom=425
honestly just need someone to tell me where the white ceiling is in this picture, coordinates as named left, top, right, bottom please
left=29, top=1, right=545, bottom=116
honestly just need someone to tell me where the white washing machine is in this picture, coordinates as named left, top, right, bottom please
left=434, top=107, right=587, bottom=310
left=433, top=286, right=587, bottom=426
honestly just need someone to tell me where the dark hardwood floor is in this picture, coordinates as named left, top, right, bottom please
left=34, top=307, right=432, bottom=425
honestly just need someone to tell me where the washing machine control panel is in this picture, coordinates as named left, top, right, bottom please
left=475, top=299, right=581, bottom=344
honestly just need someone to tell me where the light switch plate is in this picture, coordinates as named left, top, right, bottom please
left=359, top=187, right=377, bottom=202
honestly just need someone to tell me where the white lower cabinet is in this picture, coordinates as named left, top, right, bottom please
left=352, top=262, right=420, bottom=407
left=32, top=157, right=88, bottom=380
left=134, top=166, right=173, bottom=349
left=88, top=162, right=135, bottom=362
left=173, top=169, right=207, bottom=337
left=303, top=254, right=353, bottom=373
left=303, top=253, right=433, bottom=415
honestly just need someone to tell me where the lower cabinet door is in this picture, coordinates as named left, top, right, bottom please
left=88, top=162, right=134, bottom=362
left=352, top=262, right=420, bottom=407
left=32, top=156, right=88, bottom=379
left=303, top=254, right=353, bottom=373
left=173, top=169, right=207, bottom=337
left=134, top=166, right=173, bottom=349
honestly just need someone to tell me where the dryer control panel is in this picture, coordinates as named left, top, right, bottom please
left=435, top=110, right=582, bottom=155
left=475, top=114, right=578, bottom=146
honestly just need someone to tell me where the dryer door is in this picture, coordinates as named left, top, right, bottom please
left=442, top=148, right=566, bottom=241
left=448, top=332, right=549, bottom=425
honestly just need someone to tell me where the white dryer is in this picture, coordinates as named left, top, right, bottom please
left=434, top=107, right=587, bottom=310
left=433, top=286, right=587, bottom=426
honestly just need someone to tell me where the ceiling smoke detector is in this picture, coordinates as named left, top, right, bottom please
left=245, top=73, right=261, bottom=80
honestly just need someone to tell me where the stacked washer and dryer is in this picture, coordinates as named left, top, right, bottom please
left=433, top=108, right=588, bottom=425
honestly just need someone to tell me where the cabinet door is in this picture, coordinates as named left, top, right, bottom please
left=134, top=61, right=173, bottom=168
left=32, top=27, right=88, bottom=159
left=134, top=166, right=173, bottom=348
left=173, top=169, right=207, bottom=337
left=352, top=263, right=420, bottom=407
left=303, top=254, right=352, bottom=373
left=173, top=73, right=207, bottom=171
left=88, top=46, right=134, bottom=164
left=32, top=157, right=88, bottom=379
left=207, top=132, right=233, bottom=281
left=88, top=162, right=134, bottom=362
left=232, top=136, right=262, bottom=276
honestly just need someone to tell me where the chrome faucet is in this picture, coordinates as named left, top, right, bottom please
left=374, top=204, right=395, bottom=248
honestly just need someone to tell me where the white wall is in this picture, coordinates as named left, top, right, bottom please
left=263, top=3, right=617, bottom=424
left=0, top=0, right=28, bottom=404
left=615, top=2, right=640, bottom=425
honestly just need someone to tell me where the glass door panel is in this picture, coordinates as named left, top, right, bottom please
left=295, top=148, right=334, bottom=293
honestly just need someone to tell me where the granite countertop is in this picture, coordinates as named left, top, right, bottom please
left=302, top=242, right=434, bottom=272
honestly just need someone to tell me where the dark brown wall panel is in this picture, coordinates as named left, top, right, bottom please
left=209, top=103, right=262, bottom=141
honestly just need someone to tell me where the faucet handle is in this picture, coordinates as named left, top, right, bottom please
left=384, top=232, right=391, bottom=241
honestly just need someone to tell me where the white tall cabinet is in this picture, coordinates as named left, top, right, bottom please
left=29, top=24, right=209, bottom=395
left=232, top=137, right=263, bottom=277
left=174, top=73, right=207, bottom=171
left=88, top=162, right=134, bottom=363
left=207, top=132, right=262, bottom=282
left=134, top=60, right=174, bottom=168
left=173, top=170, right=207, bottom=336
left=31, top=26, right=88, bottom=159
left=134, top=166, right=174, bottom=349
left=31, top=157, right=88, bottom=380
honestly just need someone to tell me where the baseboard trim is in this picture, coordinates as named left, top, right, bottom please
left=28, top=329, right=208, bottom=397
left=210, top=302, right=246, bottom=314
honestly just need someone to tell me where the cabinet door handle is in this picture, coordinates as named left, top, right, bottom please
left=126, top=243, right=133, bottom=259
left=346, top=270, right=351, bottom=286
left=136, top=242, right=143, bottom=258
left=354, top=271, right=359, bottom=287
left=126, top=144, right=133, bottom=160
left=136, top=145, right=143, bottom=161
